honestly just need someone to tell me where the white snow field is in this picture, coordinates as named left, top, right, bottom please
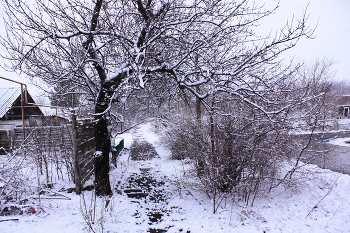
left=0, top=123, right=349, bottom=233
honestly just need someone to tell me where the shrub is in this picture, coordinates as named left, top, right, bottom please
left=164, top=113, right=297, bottom=205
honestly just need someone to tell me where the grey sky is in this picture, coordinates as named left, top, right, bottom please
left=0, top=0, right=349, bottom=98
left=255, top=0, right=350, bottom=81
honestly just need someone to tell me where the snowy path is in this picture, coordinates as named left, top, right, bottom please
left=111, top=124, right=197, bottom=232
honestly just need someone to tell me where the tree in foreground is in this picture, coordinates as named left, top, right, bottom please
left=1, top=0, right=312, bottom=196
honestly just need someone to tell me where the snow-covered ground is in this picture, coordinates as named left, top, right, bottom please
left=1, top=123, right=350, bottom=233
left=328, top=137, right=350, bottom=147
left=337, top=119, right=350, bottom=131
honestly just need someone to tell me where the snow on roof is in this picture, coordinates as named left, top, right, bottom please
left=39, top=106, right=58, bottom=116
left=0, top=87, right=22, bottom=118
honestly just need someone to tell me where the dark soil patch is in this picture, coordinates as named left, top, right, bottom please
left=120, top=137, right=182, bottom=230
left=148, top=211, right=163, bottom=223
left=120, top=171, right=179, bottom=227
left=130, top=141, right=159, bottom=160
left=148, top=225, right=185, bottom=233
left=124, top=189, right=148, bottom=199
left=148, top=228, right=168, bottom=233
left=0, top=206, right=22, bottom=216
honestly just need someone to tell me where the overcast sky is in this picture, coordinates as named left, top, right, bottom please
left=0, top=0, right=349, bottom=98
left=255, top=0, right=350, bottom=82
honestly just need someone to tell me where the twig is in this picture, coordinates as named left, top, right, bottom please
left=41, top=188, right=72, bottom=200
left=330, top=200, right=343, bottom=220
left=32, top=197, right=71, bottom=200
left=112, top=120, right=147, bottom=137
left=0, top=219, right=19, bottom=222
left=32, top=188, right=72, bottom=200
left=305, top=175, right=340, bottom=219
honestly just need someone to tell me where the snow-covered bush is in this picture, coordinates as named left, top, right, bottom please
left=0, top=125, right=74, bottom=215
left=163, top=111, right=298, bottom=206
left=0, top=150, right=37, bottom=216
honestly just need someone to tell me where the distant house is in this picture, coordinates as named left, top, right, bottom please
left=0, top=87, right=71, bottom=154
left=338, top=95, right=350, bottom=118
left=0, top=87, right=43, bottom=128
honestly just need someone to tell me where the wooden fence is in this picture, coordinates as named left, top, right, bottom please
left=0, top=130, right=11, bottom=154
left=72, top=115, right=95, bottom=194
left=10, top=125, right=74, bottom=186
left=1, top=116, right=96, bottom=194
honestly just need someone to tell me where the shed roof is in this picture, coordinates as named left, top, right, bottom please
left=339, top=95, right=350, bottom=106
left=0, top=87, right=22, bottom=118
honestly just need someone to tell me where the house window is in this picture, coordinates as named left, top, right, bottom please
left=344, top=107, right=349, bottom=118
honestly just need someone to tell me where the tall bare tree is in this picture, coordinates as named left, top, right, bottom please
left=296, top=58, right=337, bottom=130
left=0, top=0, right=312, bottom=195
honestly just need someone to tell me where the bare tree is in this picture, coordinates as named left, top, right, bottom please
left=296, top=58, right=337, bottom=130
left=0, top=0, right=312, bottom=195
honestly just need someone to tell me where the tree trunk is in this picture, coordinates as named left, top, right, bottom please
left=196, top=96, right=201, bottom=122
left=82, top=0, right=113, bottom=196
left=94, top=90, right=112, bottom=196
left=195, top=54, right=201, bottom=123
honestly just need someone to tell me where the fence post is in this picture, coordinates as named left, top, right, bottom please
left=72, top=111, right=81, bottom=194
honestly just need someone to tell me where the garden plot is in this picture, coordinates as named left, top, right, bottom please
left=1, top=123, right=350, bottom=233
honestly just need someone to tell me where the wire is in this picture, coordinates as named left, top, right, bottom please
left=298, top=29, right=350, bottom=56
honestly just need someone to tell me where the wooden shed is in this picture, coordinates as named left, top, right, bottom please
left=0, top=87, right=43, bottom=122
left=0, top=87, right=43, bottom=154
left=338, top=95, right=350, bottom=118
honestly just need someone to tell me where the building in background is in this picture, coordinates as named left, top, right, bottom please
left=338, top=95, right=350, bottom=118
left=0, top=87, right=43, bottom=128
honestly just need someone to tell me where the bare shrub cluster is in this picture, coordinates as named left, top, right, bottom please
left=0, top=124, right=74, bottom=212
left=163, top=111, right=299, bottom=207
left=21, top=126, right=74, bottom=186
left=0, top=150, right=35, bottom=203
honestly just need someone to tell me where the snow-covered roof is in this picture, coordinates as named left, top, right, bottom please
left=0, top=87, right=22, bottom=118
left=38, top=106, right=58, bottom=116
